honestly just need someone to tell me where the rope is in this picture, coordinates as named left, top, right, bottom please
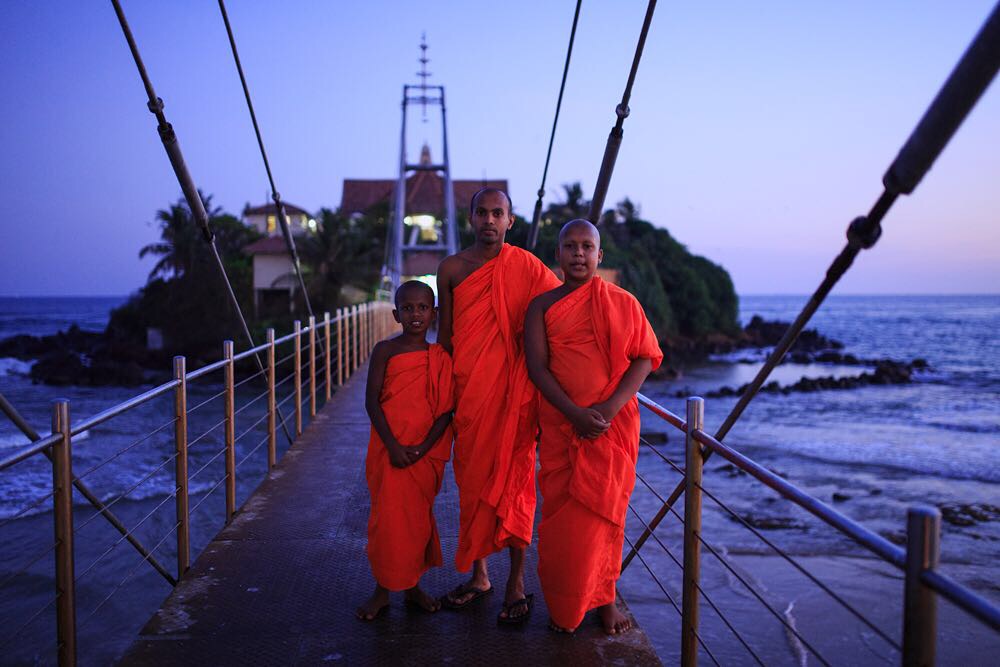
left=109, top=0, right=295, bottom=450
left=527, top=0, right=582, bottom=250
left=624, top=1, right=1000, bottom=569
left=588, top=0, right=658, bottom=222
left=216, top=0, right=314, bottom=319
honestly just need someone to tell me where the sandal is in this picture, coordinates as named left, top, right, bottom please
left=440, top=582, right=493, bottom=610
left=497, top=593, right=534, bottom=626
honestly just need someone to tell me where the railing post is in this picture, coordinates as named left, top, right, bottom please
left=336, top=307, right=344, bottom=386
left=173, top=357, right=189, bottom=576
left=324, top=311, right=332, bottom=400
left=351, top=304, right=361, bottom=374
left=223, top=341, right=236, bottom=523
left=342, top=307, right=350, bottom=380
left=51, top=399, right=76, bottom=667
left=903, top=505, right=940, bottom=667
left=308, top=315, right=316, bottom=418
left=294, top=320, right=302, bottom=436
left=364, top=302, right=371, bottom=354
left=266, top=328, right=276, bottom=469
left=682, top=396, right=705, bottom=667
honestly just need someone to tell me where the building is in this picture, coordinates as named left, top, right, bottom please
left=243, top=202, right=316, bottom=317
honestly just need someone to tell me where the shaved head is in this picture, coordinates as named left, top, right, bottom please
left=558, top=219, right=601, bottom=247
left=394, top=280, right=435, bottom=307
left=470, top=187, right=513, bottom=216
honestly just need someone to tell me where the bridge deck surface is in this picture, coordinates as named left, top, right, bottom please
left=120, top=364, right=662, bottom=665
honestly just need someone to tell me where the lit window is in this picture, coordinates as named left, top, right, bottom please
left=266, top=215, right=276, bottom=234
left=308, top=218, right=317, bottom=232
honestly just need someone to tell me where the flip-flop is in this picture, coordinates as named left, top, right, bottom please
left=404, top=596, right=440, bottom=614
left=440, top=583, right=493, bottom=610
left=497, top=593, right=534, bottom=626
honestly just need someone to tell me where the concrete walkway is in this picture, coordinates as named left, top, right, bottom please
left=120, top=364, right=662, bottom=665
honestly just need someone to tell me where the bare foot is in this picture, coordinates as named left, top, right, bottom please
left=356, top=585, right=389, bottom=621
left=405, top=585, right=441, bottom=612
left=445, top=560, right=491, bottom=607
left=598, top=602, right=633, bottom=634
left=548, top=619, right=576, bottom=633
left=498, top=574, right=528, bottom=621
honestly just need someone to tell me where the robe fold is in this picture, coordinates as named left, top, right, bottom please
left=365, top=345, right=454, bottom=591
left=536, top=276, right=663, bottom=630
left=451, top=243, right=561, bottom=572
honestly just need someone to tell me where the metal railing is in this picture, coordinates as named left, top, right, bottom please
left=628, top=393, right=1000, bottom=666
left=0, top=301, right=397, bottom=666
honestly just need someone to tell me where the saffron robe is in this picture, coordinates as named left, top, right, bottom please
left=451, top=244, right=561, bottom=572
left=536, top=277, right=663, bottom=630
left=365, top=345, right=454, bottom=591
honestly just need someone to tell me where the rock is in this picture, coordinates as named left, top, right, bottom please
left=737, top=513, right=806, bottom=530
left=880, top=530, right=907, bottom=546
left=640, top=431, right=668, bottom=445
left=832, top=492, right=851, bottom=503
left=939, top=503, right=1000, bottom=527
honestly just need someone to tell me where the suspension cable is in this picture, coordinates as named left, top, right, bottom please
left=624, top=1, right=1000, bottom=569
left=527, top=0, right=582, bottom=250
left=588, top=0, right=657, bottom=222
left=109, top=0, right=295, bottom=447
left=216, top=0, right=314, bottom=318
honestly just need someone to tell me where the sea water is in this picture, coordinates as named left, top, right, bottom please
left=1, top=295, right=997, bottom=663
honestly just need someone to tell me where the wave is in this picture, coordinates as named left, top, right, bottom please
left=0, top=357, right=32, bottom=376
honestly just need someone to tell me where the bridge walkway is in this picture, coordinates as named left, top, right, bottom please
left=120, top=361, right=662, bottom=665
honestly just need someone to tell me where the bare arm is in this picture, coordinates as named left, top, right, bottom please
left=364, top=343, right=411, bottom=468
left=591, top=357, right=654, bottom=422
left=525, top=297, right=609, bottom=439
left=436, top=261, right=454, bottom=355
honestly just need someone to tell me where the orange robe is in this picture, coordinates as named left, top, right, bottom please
left=365, top=345, right=454, bottom=591
left=536, top=277, right=663, bottom=630
left=451, top=244, right=561, bottom=572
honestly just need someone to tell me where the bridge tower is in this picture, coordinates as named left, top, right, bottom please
left=383, top=36, right=459, bottom=293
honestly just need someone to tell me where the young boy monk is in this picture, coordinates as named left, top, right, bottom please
left=525, top=219, right=663, bottom=634
left=436, top=188, right=561, bottom=624
left=356, top=280, right=455, bottom=621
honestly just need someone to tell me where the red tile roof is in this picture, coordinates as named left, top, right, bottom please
left=244, top=202, right=312, bottom=217
left=244, top=236, right=292, bottom=256
left=341, top=174, right=509, bottom=216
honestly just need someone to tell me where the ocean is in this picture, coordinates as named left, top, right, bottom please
left=1, top=295, right=998, bottom=664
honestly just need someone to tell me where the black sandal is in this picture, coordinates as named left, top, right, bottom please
left=440, top=583, right=493, bottom=610
left=497, top=593, right=534, bottom=626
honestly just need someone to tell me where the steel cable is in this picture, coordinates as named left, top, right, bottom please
left=72, top=416, right=177, bottom=483
left=74, top=452, right=179, bottom=535
left=187, top=417, right=227, bottom=449
left=638, top=434, right=685, bottom=475
left=236, top=433, right=270, bottom=470
left=0, top=542, right=59, bottom=594
left=0, top=595, right=59, bottom=650
left=527, top=0, right=582, bottom=249
left=188, top=444, right=229, bottom=483
left=186, top=387, right=227, bottom=415
left=234, top=412, right=269, bottom=444
left=189, top=473, right=229, bottom=517
left=0, top=488, right=58, bottom=533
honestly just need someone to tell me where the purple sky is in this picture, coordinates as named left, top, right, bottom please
left=1, top=1, right=997, bottom=296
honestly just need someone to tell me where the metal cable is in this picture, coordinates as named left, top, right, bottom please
left=276, top=350, right=296, bottom=367
left=74, top=452, right=179, bottom=535
left=0, top=594, right=58, bottom=650
left=232, top=387, right=269, bottom=417
left=622, top=532, right=721, bottom=666
left=0, top=488, right=58, bottom=532
left=625, top=2, right=1000, bottom=570
left=233, top=366, right=267, bottom=389
left=188, top=417, right=227, bottom=449
left=75, top=488, right=177, bottom=585
left=109, top=0, right=295, bottom=449
left=217, top=0, right=313, bottom=319
left=276, top=391, right=297, bottom=412
left=189, top=473, right=229, bottom=517
left=274, top=372, right=296, bottom=390
left=188, top=445, right=229, bottom=483
left=186, top=387, right=227, bottom=415
left=235, top=433, right=269, bottom=470
left=78, top=520, right=181, bottom=630
left=73, top=416, right=177, bottom=483
left=695, top=480, right=901, bottom=650
left=588, top=0, right=658, bottom=221
left=638, top=434, right=685, bottom=475
left=0, top=541, right=59, bottom=593
left=527, top=0, right=582, bottom=249
left=234, top=412, right=269, bottom=444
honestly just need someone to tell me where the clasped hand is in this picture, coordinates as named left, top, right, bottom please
left=570, top=401, right=614, bottom=439
left=386, top=440, right=430, bottom=468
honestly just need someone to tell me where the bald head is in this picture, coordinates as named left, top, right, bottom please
left=558, top=219, right=601, bottom=247
left=394, top=280, right=435, bottom=308
left=470, top=187, right=512, bottom=216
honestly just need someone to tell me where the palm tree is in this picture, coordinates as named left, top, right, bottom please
left=138, top=193, right=223, bottom=281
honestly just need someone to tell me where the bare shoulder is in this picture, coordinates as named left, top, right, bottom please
left=528, top=284, right=571, bottom=317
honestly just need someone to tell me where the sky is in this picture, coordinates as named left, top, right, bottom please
left=0, top=1, right=997, bottom=296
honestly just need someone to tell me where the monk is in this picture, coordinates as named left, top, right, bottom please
left=356, top=281, right=455, bottom=621
left=525, top=219, right=663, bottom=634
left=437, top=188, right=561, bottom=624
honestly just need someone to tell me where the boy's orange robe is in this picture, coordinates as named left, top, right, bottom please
left=451, top=243, right=560, bottom=572
left=536, top=276, right=663, bottom=630
left=365, top=345, right=454, bottom=591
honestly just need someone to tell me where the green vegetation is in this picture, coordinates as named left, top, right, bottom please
left=502, top=184, right=740, bottom=339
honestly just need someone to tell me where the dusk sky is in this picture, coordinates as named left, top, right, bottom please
left=1, top=1, right=997, bottom=297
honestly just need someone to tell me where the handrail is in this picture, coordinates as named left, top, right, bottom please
left=634, top=391, right=1000, bottom=659
left=0, top=432, right=61, bottom=472
left=71, top=380, right=180, bottom=436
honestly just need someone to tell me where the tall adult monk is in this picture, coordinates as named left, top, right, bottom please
left=437, top=188, right=560, bottom=624
left=525, top=219, right=663, bottom=634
